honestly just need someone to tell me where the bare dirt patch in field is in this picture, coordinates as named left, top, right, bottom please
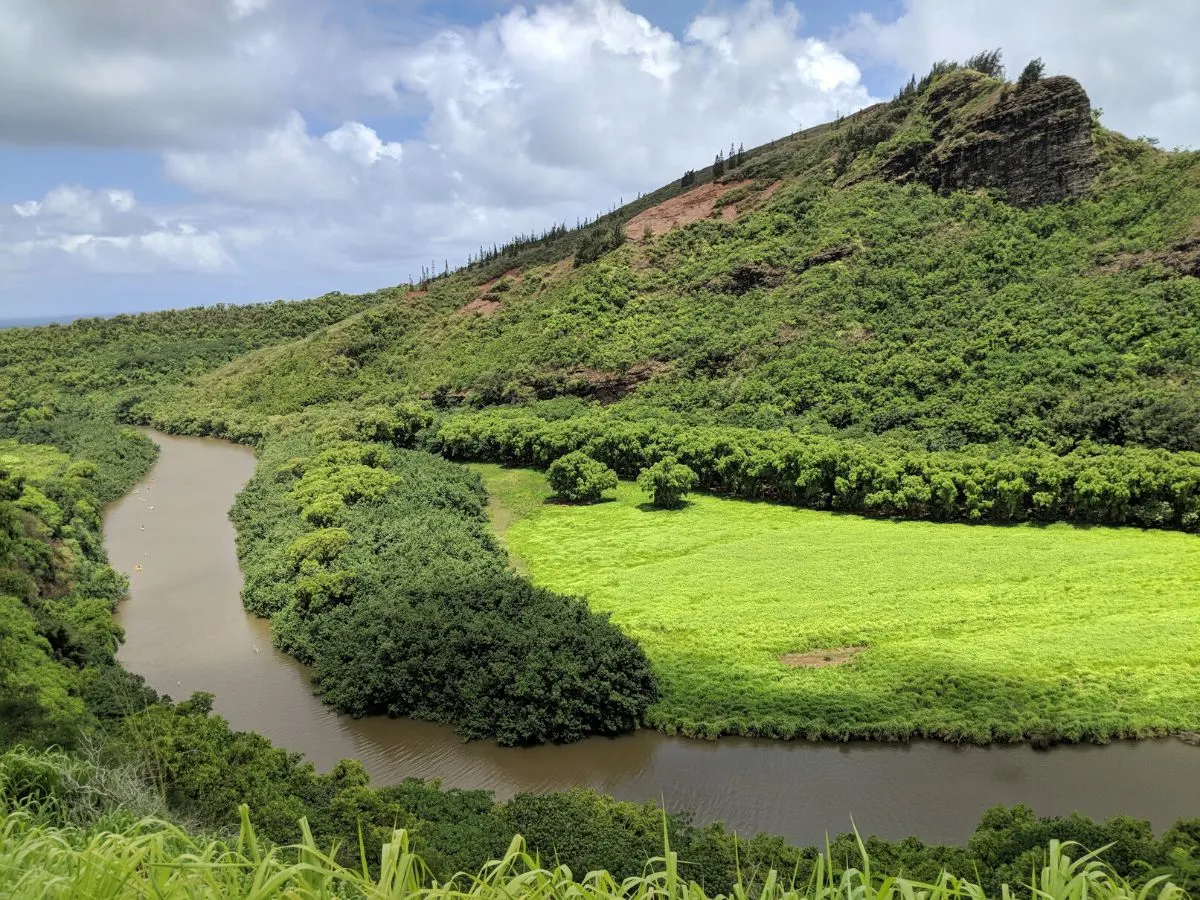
left=779, top=646, right=866, bottom=669
left=546, top=258, right=573, bottom=279
left=568, top=361, right=668, bottom=402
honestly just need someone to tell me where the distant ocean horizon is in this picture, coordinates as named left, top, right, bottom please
left=0, top=313, right=107, bottom=329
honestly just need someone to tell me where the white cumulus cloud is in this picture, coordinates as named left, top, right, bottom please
left=0, top=185, right=231, bottom=275
left=85, top=0, right=877, bottom=281
left=3, top=0, right=880, bottom=306
left=384, top=0, right=872, bottom=205
left=163, top=113, right=404, bottom=205
left=0, top=0, right=338, bottom=148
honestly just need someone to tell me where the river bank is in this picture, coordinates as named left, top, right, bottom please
left=105, top=430, right=1200, bottom=846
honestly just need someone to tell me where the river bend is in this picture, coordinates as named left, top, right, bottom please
left=105, top=431, right=1200, bottom=845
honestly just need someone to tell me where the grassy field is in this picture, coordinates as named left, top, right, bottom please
left=472, top=465, right=1200, bottom=743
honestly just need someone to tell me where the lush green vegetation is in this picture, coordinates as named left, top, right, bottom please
left=437, top=409, right=1200, bottom=531
left=152, top=142, right=1200, bottom=456
left=478, top=465, right=1200, bottom=742
left=231, top=430, right=656, bottom=744
left=2, top=414, right=1193, bottom=897
left=0, top=297, right=664, bottom=747
left=28, top=59, right=1195, bottom=754
left=635, top=456, right=699, bottom=508
left=2, top=802, right=1192, bottom=900
left=0, top=436, right=157, bottom=751
left=0, top=292, right=392, bottom=501
left=0, top=294, right=385, bottom=421
left=5, top=744, right=1200, bottom=899
left=139, top=86, right=1200, bottom=533
left=2, top=57, right=1200, bottom=894
left=547, top=451, right=618, bottom=503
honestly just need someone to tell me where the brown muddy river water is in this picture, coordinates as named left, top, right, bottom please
left=106, top=431, right=1200, bottom=846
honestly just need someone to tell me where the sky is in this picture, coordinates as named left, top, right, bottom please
left=1, top=0, right=1197, bottom=319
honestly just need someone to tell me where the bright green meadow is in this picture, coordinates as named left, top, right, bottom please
left=475, top=465, right=1200, bottom=742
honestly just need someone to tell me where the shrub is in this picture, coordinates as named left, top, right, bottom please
left=574, top=223, right=626, bottom=267
left=637, top=456, right=698, bottom=508
left=547, top=451, right=618, bottom=503
left=286, top=528, right=350, bottom=568
left=312, top=572, right=658, bottom=744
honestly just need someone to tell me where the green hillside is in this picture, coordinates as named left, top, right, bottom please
left=151, top=70, right=1200, bottom=459
left=131, top=66, right=1200, bottom=540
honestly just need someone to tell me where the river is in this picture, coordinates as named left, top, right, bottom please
left=105, top=431, right=1200, bottom=846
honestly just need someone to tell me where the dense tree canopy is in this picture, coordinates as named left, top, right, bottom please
left=233, top=435, right=657, bottom=744
left=637, top=456, right=698, bottom=508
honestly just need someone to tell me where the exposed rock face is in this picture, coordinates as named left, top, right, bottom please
left=794, top=244, right=855, bottom=274
left=922, top=75, right=1100, bottom=206
left=724, top=261, right=786, bottom=294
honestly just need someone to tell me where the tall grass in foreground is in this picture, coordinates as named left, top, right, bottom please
left=0, top=802, right=1188, bottom=900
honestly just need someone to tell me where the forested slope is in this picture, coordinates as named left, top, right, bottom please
left=142, top=65, right=1200, bottom=531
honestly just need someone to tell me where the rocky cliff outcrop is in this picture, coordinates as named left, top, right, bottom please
left=882, top=71, right=1100, bottom=207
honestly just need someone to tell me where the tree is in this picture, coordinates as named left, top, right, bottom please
left=1018, top=57, right=1045, bottom=87
left=964, top=48, right=1004, bottom=79
left=637, top=456, right=698, bottom=509
left=547, top=451, right=618, bottom=503
left=712, top=151, right=725, bottom=179
left=573, top=222, right=626, bottom=267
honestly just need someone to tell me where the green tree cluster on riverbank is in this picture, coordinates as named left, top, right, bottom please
left=0, top=437, right=157, bottom=751
left=0, top=292, right=390, bottom=508
left=436, top=408, right=1200, bottom=531
left=6, top=421, right=1189, bottom=898
left=231, top=432, right=656, bottom=744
